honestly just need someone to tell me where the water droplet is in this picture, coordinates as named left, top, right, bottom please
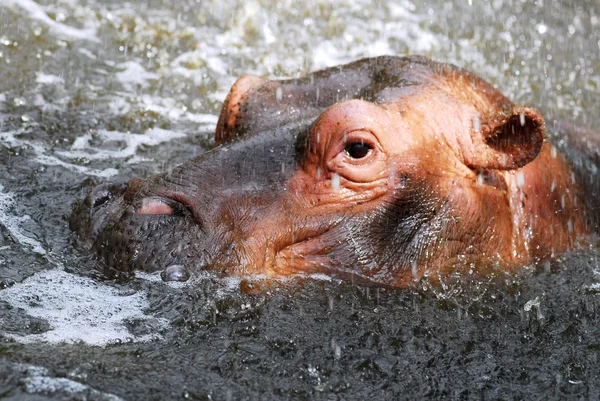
left=316, top=166, right=321, bottom=180
left=331, top=173, right=340, bottom=189
left=13, top=97, right=26, bottom=106
left=523, top=296, right=540, bottom=312
left=275, top=87, right=283, bottom=101
left=519, top=113, right=525, bottom=127
left=411, top=260, right=418, bottom=278
left=472, top=116, right=481, bottom=132
left=161, top=265, right=190, bottom=282
left=516, top=171, right=525, bottom=188
left=536, top=23, right=548, bottom=35
left=476, top=171, right=484, bottom=186
left=331, top=338, right=341, bottom=359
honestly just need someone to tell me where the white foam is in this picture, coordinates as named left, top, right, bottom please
left=309, top=3, right=439, bottom=70
left=0, top=185, right=46, bottom=255
left=36, top=72, right=65, bottom=85
left=14, top=363, right=123, bottom=400
left=115, top=61, right=160, bottom=90
left=0, top=126, right=187, bottom=177
left=0, top=129, right=118, bottom=177
left=59, top=127, right=187, bottom=161
left=4, top=0, right=99, bottom=43
left=77, top=47, right=97, bottom=59
left=0, top=269, right=169, bottom=345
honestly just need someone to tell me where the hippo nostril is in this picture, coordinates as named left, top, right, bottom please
left=85, top=186, right=113, bottom=209
left=92, top=190, right=112, bottom=208
left=84, top=183, right=127, bottom=210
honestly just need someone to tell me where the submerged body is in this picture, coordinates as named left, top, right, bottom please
left=70, top=56, right=600, bottom=286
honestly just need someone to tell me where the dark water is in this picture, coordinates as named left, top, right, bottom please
left=1, top=0, right=600, bottom=399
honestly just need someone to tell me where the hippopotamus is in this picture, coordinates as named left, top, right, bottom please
left=70, top=55, right=600, bottom=287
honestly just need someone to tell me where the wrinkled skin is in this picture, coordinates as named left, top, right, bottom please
left=70, top=56, right=600, bottom=287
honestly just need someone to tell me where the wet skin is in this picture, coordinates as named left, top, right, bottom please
left=70, top=56, right=600, bottom=287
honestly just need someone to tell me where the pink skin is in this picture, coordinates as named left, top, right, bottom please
left=132, top=67, right=590, bottom=286
left=278, top=95, right=586, bottom=286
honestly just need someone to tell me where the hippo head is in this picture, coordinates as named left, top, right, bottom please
left=71, top=56, right=566, bottom=286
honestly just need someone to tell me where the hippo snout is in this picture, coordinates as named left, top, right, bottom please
left=70, top=182, right=128, bottom=245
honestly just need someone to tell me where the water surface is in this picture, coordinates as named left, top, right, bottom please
left=1, top=0, right=600, bottom=399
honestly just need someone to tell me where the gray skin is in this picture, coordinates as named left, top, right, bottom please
left=70, top=56, right=600, bottom=285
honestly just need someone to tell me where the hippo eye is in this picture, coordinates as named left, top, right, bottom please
left=344, top=142, right=372, bottom=159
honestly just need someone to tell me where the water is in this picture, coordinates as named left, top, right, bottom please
left=1, top=0, right=600, bottom=399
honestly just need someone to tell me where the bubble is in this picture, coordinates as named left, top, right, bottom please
left=161, top=265, right=190, bottom=282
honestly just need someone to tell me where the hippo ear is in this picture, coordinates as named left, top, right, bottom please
left=215, top=75, right=269, bottom=146
left=465, top=106, right=546, bottom=170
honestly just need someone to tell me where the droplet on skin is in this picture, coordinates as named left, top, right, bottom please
left=516, top=171, right=525, bottom=188
left=331, top=173, right=340, bottom=189
left=476, top=171, right=484, bottom=186
left=550, top=180, right=556, bottom=192
left=316, top=166, right=321, bottom=180
left=472, top=116, right=481, bottom=132
left=550, top=146, right=557, bottom=158
left=275, top=87, right=283, bottom=101
left=388, top=164, right=397, bottom=183
left=567, top=219, right=573, bottom=233
left=161, top=265, right=190, bottom=282
left=411, top=261, right=418, bottom=278
left=544, top=260, right=551, bottom=273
